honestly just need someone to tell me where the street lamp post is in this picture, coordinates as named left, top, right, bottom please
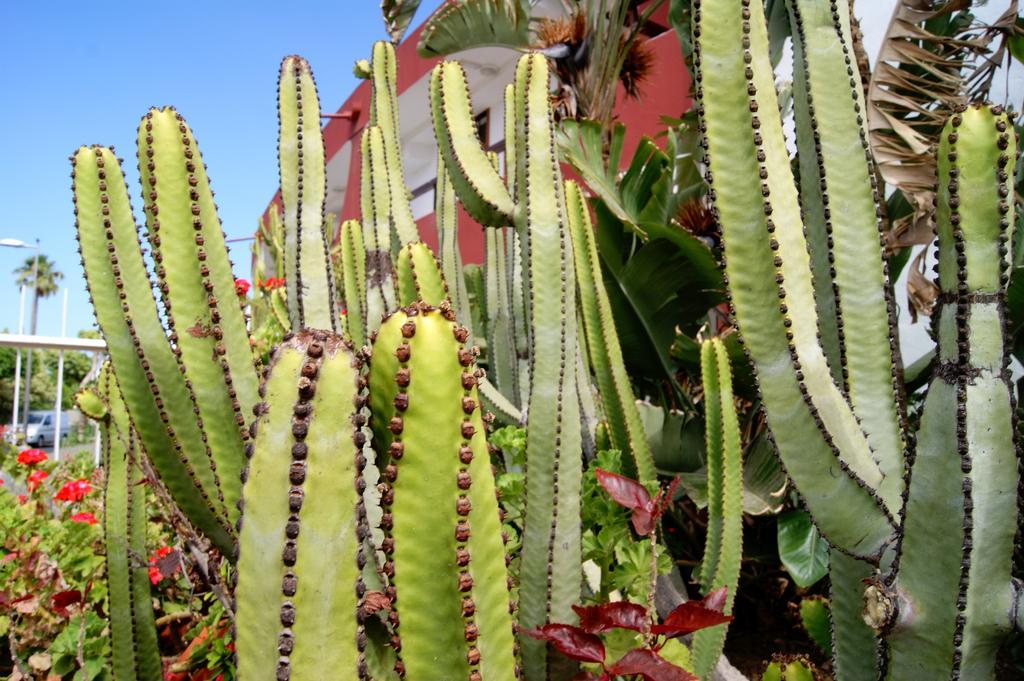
left=1, top=238, right=41, bottom=441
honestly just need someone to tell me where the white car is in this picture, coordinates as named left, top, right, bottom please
left=23, top=411, right=72, bottom=447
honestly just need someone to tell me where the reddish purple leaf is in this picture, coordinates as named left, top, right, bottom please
left=700, top=586, right=728, bottom=614
left=595, top=469, right=651, bottom=511
left=51, top=589, right=82, bottom=617
left=608, top=648, right=697, bottom=681
left=155, top=548, right=181, bottom=579
left=572, top=601, right=648, bottom=634
left=631, top=507, right=657, bottom=537
left=651, top=591, right=733, bottom=638
left=522, top=623, right=606, bottom=664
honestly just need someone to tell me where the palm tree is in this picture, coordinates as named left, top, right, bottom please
left=13, top=253, right=63, bottom=429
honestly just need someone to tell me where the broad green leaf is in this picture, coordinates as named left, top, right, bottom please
left=777, top=510, right=829, bottom=588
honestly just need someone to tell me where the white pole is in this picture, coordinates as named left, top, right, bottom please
left=10, top=285, right=26, bottom=441
left=53, top=290, right=68, bottom=461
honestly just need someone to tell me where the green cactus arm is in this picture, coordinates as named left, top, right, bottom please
left=436, top=155, right=474, bottom=334
left=885, top=106, right=1018, bottom=680
left=370, top=41, right=420, bottom=245
left=566, top=180, right=655, bottom=482
left=695, top=339, right=723, bottom=588
left=279, top=55, right=339, bottom=332
left=478, top=375, right=524, bottom=426
left=340, top=219, right=368, bottom=347
left=137, top=107, right=260, bottom=521
left=785, top=0, right=906, bottom=507
left=360, top=125, right=399, bottom=326
left=692, top=338, right=743, bottom=679
left=430, top=60, right=516, bottom=227
left=506, top=228, right=530, bottom=409
left=693, top=0, right=894, bottom=558
left=485, top=227, right=518, bottom=400
left=503, top=83, right=518, bottom=202
left=72, top=145, right=235, bottom=556
left=788, top=13, right=840, bottom=381
left=90, top=367, right=161, bottom=681
left=827, top=552, right=878, bottom=681
left=512, top=53, right=584, bottom=678
left=368, top=306, right=518, bottom=680
left=396, top=241, right=449, bottom=306
left=236, top=331, right=365, bottom=680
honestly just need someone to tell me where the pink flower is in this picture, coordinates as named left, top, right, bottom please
left=26, top=469, right=48, bottom=492
left=16, top=449, right=47, bottom=467
left=70, top=512, right=97, bottom=525
left=54, top=479, right=92, bottom=502
left=234, top=278, right=251, bottom=296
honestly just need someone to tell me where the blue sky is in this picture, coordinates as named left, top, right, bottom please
left=0, top=1, right=442, bottom=338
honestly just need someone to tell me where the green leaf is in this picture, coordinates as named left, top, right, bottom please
left=417, top=0, right=532, bottom=57
left=799, top=596, right=833, bottom=656
left=1009, top=16, right=1024, bottom=65
left=777, top=510, right=830, bottom=588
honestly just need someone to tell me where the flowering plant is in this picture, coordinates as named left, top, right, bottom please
left=16, top=448, right=47, bottom=467
left=234, top=278, right=251, bottom=296
left=54, top=478, right=92, bottom=502
left=26, top=468, right=49, bottom=491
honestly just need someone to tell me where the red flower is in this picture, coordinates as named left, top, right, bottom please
left=148, top=546, right=180, bottom=584
left=54, top=478, right=92, bottom=502
left=234, top=278, right=251, bottom=296
left=16, top=494, right=27, bottom=504
left=26, top=469, right=48, bottom=491
left=16, top=449, right=47, bottom=466
left=70, top=512, right=97, bottom=525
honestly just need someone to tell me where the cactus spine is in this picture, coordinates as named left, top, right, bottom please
left=695, top=0, right=1021, bottom=677
left=431, top=54, right=584, bottom=677
left=368, top=305, right=518, bottom=680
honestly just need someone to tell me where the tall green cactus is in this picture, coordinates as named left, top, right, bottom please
left=431, top=54, right=583, bottom=677
left=73, top=142, right=240, bottom=557
left=691, top=338, right=743, bottom=679
left=279, top=56, right=339, bottom=332
left=694, top=0, right=1021, bottom=677
left=368, top=304, right=518, bottom=680
left=867, top=104, right=1019, bottom=681
left=78, top=366, right=161, bottom=681
left=235, top=331, right=367, bottom=680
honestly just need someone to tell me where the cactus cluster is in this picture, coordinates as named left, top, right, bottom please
left=72, top=32, right=665, bottom=679
left=694, top=0, right=1021, bottom=678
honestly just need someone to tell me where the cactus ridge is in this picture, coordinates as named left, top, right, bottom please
left=883, top=104, right=1019, bottom=680
left=566, top=180, right=656, bottom=482
left=369, top=304, right=519, bottom=681
left=693, top=0, right=895, bottom=558
left=692, top=338, right=744, bottom=678
left=484, top=227, right=518, bottom=400
left=279, top=56, right=339, bottom=332
left=72, top=145, right=235, bottom=555
left=93, top=366, right=161, bottom=681
left=340, top=218, right=369, bottom=347
left=360, top=125, right=399, bottom=325
left=785, top=0, right=907, bottom=512
left=235, top=330, right=364, bottom=681
left=396, top=241, right=450, bottom=307
left=436, top=156, right=474, bottom=338
left=430, top=60, right=516, bottom=227
left=370, top=41, right=420, bottom=245
left=137, top=106, right=260, bottom=524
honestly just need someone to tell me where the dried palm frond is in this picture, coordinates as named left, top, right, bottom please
left=867, top=0, right=1019, bottom=251
left=676, top=198, right=718, bottom=243
left=535, top=12, right=587, bottom=50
